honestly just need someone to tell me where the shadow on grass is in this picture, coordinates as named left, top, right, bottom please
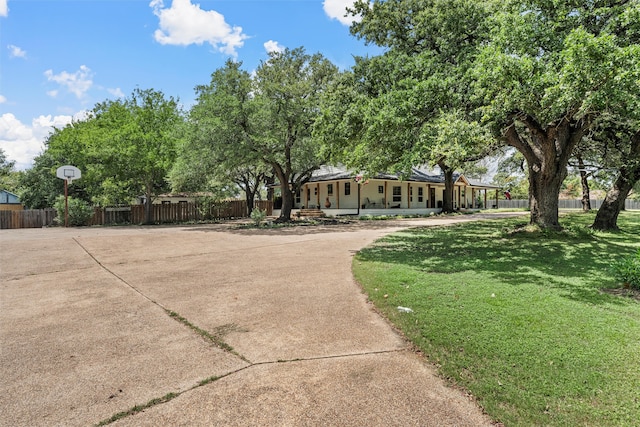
left=356, top=214, right=640, bottom=306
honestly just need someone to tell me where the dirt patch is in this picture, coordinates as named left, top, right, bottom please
left=601, top=287, right=640, bottom=301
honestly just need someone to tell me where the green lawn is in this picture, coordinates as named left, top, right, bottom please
left=354, top=211, right=640, bottom=426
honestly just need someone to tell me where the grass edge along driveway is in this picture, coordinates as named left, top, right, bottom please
left=354, top=211, right=640, bottom=426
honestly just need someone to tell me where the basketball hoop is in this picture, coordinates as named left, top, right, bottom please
left=57, top=166, right=81, bottom=182
left=56, top=165, right=82, bottom=227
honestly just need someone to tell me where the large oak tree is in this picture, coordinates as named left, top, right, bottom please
left=316, top=1, right=496, bottom=212
left=472, top=0, right=639, bottom=229
left=187, top=50, right=338, bottom=221
left=340, top=0, right=639, bottom=228
left=172, top=60, right=270, bottom=216
left=591, top=120, right=640, bottom=230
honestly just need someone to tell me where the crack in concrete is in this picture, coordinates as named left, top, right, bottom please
left=72, top=237, right=249, bottom=360
left=94, top=348, right=410, bottom=426
left=74, top=236, right=411, bottom=425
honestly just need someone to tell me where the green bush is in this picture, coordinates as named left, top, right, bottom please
left=611, top=249, right=640, bottom=290
left=250, top=208, right=267, bottom=227
left=54, top=196, right=94, bottom=226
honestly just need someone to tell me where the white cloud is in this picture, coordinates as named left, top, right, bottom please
left=8, top=44, right=26, bottom=58
left=0, top=95, right=6, bottom=104
left=46, top=90, right=58, bottom=98
left=264, top=40, right=285, bottom=54
left=150, top=0, right=247, bottom=56
left=44, top=65, right=93, bottom=99
left=0, top=0, right=8, bottom=17
left=323, top=0, right=361, bottom=26
left=107, top=87, right=125, bottom=98
left=0, top=113, right=77, bottom=170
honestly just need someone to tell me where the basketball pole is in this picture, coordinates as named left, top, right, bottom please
left=64, top=178, right=69, bottom=228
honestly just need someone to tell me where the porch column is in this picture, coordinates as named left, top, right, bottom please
left=336, top=181, right=340, bottom=209
left=384, top=182, right=388, bottom=208
left=464, top=185, right=468, bottom=208
left=407, top=183, right=411, bottom=209
left=316, top=183, right=320, bottom=208
left=427, top=184, right=431, bottom=208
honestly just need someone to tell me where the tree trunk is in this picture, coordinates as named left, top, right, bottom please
left=591, top=181, right=630, bottom=231
left=592, top=131, right=640, bottom=231
left=528, top=164, right=566, bottom=229
left=577, top=155, right=591, bottom=211
left=143, top=183, right=154, bottom=225
left=278, top=184, right=294, bottom=221
left=273, top=166, right=293, bottom=222
left=245, top=188, right=256, bottom=216
left=439, top=161, right=455, bottom=213
left=239, top=176, right=257, bottom=216
left=504, top=114, right=584, bottom=230
left=144, top=198, right=153, bottom=225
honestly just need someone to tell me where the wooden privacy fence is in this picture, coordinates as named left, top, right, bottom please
left=0, top=209, right=56, bottom=229
left=89, top=200, right=273, bottom=226
left=1, top=200, right=273, bottom=229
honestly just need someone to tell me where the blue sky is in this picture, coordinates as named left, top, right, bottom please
left=0, top=0, right=380, bottom=170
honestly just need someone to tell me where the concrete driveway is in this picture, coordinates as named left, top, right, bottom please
left=1, top=213, right=520, bottom=426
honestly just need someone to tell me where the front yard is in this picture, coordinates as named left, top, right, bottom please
left=354, top=211, right=640, bottom=426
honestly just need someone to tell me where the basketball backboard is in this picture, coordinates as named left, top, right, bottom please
left=56, top=165, right=81, bottom=183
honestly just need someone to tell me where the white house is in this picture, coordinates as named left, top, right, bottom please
left=272, top=166, right=500, bottom=217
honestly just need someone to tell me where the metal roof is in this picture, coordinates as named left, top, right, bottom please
left=306, top=165, right=498, bottom=188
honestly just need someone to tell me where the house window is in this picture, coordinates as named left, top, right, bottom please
left=295, top=189, right=301, bottom=204
left=344, top=182, right=351, bottom=196
left=392, top=186, right=401, bottom=202
left=410, top=186, right=413, bottom=202
left=314, top=187, right=318, bottom=196
left=418, top=187, right=424, bottom=203
left=327, top=184, right=333, bottom=195
left=378, top=185, right=384, bottom=194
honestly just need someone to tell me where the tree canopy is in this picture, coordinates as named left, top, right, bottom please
left=316, top=0, right=496, bottom=212
left=319, top=0, right=640, bottom=227
left=184, top=49, right=338, bottom=221
left=472, top=0, right=640, bottom=228
left=171, top=60, right=269, bottom=215
left=0, top=148, right=20, bottom=195
left=34, top=88, right=184, bottom=222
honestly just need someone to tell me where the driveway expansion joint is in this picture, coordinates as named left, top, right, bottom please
left=73, top=237, right=167, bottom=311
left=72, top=237, right=248, bottom=361
left=94, top=348, right=412, bottom=425
left=254, top=347, right=409, bottom=366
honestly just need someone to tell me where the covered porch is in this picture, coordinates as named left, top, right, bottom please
left=272, top=166, right=499, bottom=217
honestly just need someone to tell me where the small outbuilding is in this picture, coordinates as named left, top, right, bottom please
left=0, top=190, right=23, bottom=211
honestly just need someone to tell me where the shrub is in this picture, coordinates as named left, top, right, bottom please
left=611, top=249, right=640, bottom=290
left=250, top=208, right=267, bottom=227
left=54, top=196, right=94, bottom=226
